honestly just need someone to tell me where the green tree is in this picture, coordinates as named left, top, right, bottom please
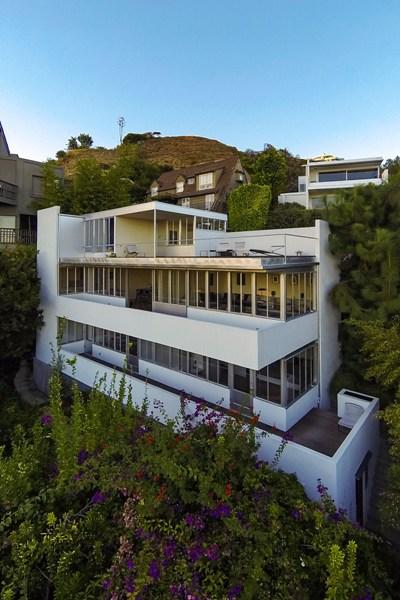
left=352, top=317, right=400, bottom=528
left=383, top=156, right=400, bottom=178
left=67, top=136, right=78, bottom=150
left=0, top=245, right=42, bottom=381
left=267, top=202, right=317, bottom=229
left=326, top=177, right=400, bottom=391
left=77, top=133, right=93, bottom=148
left=31, top=160, right=70, bottom=213
left=227, top=184, right=271, bottom=232
left=55, top=149, right=66, bottom=160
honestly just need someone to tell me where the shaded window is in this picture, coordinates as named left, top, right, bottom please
left=318, top=171, right=346, bottom=182
left=233, top=365, right=250, bottom=393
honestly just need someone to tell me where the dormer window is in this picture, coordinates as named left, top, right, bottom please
left=176, top=180, right=184, bottom=193
left=151, top=185, right=158, bottom=197
left=198, top=172, right=213, bottom=190
left=187, top=177, right=195, bottom=185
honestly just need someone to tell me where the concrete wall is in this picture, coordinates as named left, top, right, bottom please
left=59, top=215, right=84, bottom=258
left=315, top=220, right=340, bottom=408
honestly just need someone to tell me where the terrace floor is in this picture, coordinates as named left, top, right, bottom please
left=78, top=352, right=348, bottom=457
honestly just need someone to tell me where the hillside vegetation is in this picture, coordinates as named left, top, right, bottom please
left=60, top=135, right=239, bottom=177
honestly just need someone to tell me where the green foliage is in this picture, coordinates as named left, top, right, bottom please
left=67, top=136, right=78, bottom=150
left=0, top=245, right=42, bottom=380
left=227, top=184, right=271, bottom=232
left=77, top=133, right=93, bottom=149
left=267, top=202, right=317, bottom=229
left=0, top=364, right=395, bottom=599
left=326, top=177, right=400, bottom=385
left=55, top=150, right=66, bottom=160
left=325, top=540, right=357, bottom=600
left=37, top=148, right=168, bottom=214
left=123, top=132, right=153, bottom=144
left=352, top=317, right=400, bottom=527
left=383, top=156, right=400, bottom=178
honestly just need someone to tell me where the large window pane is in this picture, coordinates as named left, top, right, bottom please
left=189, top=271, right=197, bottom=306
left=189, top=353, right=206, bottom=378
left=217, top=272, right=228, bottom=311
left=231, top=272, right=241, bottom=313
left=208, top=271, right=218, bottom=309
left=197, top=271, right=206, bottom=307
left=318, top=171, right=346, bottom=182
left=233, top=365, right=250, bottom=393
left=59, top=268, right=68, bottom=294
left=171, top=270, right=186, bottom=304
left=268, top=361, right=281, bottom=404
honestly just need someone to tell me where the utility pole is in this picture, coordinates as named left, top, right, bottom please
left=118, top=116, right=125, bottom=144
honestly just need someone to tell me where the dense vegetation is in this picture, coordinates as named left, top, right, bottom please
left=227, top=184, right=271, bottom=231
left=34, top=146, right=169, bottom=214
left=323, top=176, right=400, bottom=399
left=0, top=245, right=42, bottom=382
left=0, top=359, right=396, bottom=600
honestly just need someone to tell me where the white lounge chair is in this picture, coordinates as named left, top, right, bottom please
left=338, top=402, right=364, bottom=429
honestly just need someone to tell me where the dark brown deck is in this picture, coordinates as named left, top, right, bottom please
left=288, top=408, right=348, bottom=457
left=78, top=353, right=348, bottom=457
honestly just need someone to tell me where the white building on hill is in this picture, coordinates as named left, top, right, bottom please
left=278, top=155, right=387, bottom=209
left=34, top=201, right=379, bottom=524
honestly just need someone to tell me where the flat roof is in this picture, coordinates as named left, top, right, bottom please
left=304, top=157, right=383, bottom=168
left=82, top=200, right=228, bottom=221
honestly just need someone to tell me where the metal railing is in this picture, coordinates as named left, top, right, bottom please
left=0, top=228, right=37, bottom=245
left=0, top=180, right=18, bottom=204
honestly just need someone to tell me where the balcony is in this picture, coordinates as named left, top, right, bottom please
left=0, top=180, right=17, bottom=206
left=0, top=228, right=37, bottom=245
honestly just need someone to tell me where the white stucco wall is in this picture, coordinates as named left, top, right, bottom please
left=315, top=220, right=341, bottom=408
left=59, top=215, right=84, bottom=258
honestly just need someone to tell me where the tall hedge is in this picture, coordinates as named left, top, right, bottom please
left=227, top=184, right=271, bottom=232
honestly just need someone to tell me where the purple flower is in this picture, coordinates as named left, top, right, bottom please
left=317, top=479, right=328, bottom=496
left=210, top=503, right=231, bottom=519
left=91, top=490, right=106, bottom=504
left=291, top=509, right=301, bottom=520
left=170, top=583, right=185, bottom=597
left=102, top=579, right=111, bottom=590
left=205, top=543, right=219, bottom=561
left=126, top=558, right=134, bottom=570
left=164, top=539, right=177, bottom=559
left=187, top=544, right=203, bottom=562
left=125, top=577, right=135, bottom=593
left=148, top=560, right=160, bottom=581
left=77, top=449, right=90, bottom=465
left=228, top=583, right=243, bottom=599
left=185, top=514, right=205, bottom=530
left=40, top=414, right=53, bottom=426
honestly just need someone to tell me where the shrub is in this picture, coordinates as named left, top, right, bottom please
left=0, top=366, right=396, bottom=599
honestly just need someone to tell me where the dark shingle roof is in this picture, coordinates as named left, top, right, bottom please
left=154, top=156, right=241, bottom=196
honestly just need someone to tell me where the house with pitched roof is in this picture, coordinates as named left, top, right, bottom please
left=149, top=157, right=250, bottom=213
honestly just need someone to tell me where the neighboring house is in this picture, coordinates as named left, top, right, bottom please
left=149, top=157, right=249, bottom=212
left=278, top=154, right=387, bottom=209
left=35, top=200, right=379, bottom=524
left=0, top=120, right=63, bottom=244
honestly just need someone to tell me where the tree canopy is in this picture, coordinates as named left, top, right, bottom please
left=227, top=184, right=271, bottom=232
left=0, top=245, right=42, bottom=381
left=324, top=176, right=400, bottom=393
left=35, top=148, right=169, bottom=214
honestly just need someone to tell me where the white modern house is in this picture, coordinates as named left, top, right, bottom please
left=278, top=155, right=387, bottom=209
left=34, top=200, right=379, bottom=524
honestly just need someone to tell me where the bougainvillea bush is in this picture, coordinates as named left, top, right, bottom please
left=0, top=367, right=397, bottom=600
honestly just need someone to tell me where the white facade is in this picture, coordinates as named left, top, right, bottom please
left=34, top=201, right=379, bottom=523
left=278, top=156, right=387, bottom=209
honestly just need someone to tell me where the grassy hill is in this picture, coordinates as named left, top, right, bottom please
left=60, top=135, right=239, bottom=177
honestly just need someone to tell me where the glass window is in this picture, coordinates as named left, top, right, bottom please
left=233, top=365, right=250, bottom=393
left=205, top=194, right=215, bottom=210
left=284, top=344, right=317, bottom=405
left=208, top=271, right=218, bottom=309
left=256, top=360, right=281, bottom=404
left=176, top=180, right=184, bottom=193
left=318, top=171, right=346, bottom=182
left=347, top=169, right=378, bottom=180
left=217, top=272, right=228, bottom=311
left=189, top=353, right=206, bottom=378
left=59, top=268, right=68, bottom=294
left=286, top=271, right=314, bottom=319
left=171, top=270, right=186, bottom=305
left=231, top=272, right=252, bottom=314
left=198, top=172, right=213, bottom=190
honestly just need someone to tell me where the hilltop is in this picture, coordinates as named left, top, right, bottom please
left=60, top=135, right=239, bottom=177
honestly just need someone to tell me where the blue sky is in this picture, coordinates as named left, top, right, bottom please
left=1, top=0, right=399, bottom=161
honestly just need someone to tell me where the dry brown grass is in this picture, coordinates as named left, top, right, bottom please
left=60, top=136, right=239, bottom=177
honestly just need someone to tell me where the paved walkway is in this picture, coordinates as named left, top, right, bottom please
left=14, top=360, right=48, bottom=406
